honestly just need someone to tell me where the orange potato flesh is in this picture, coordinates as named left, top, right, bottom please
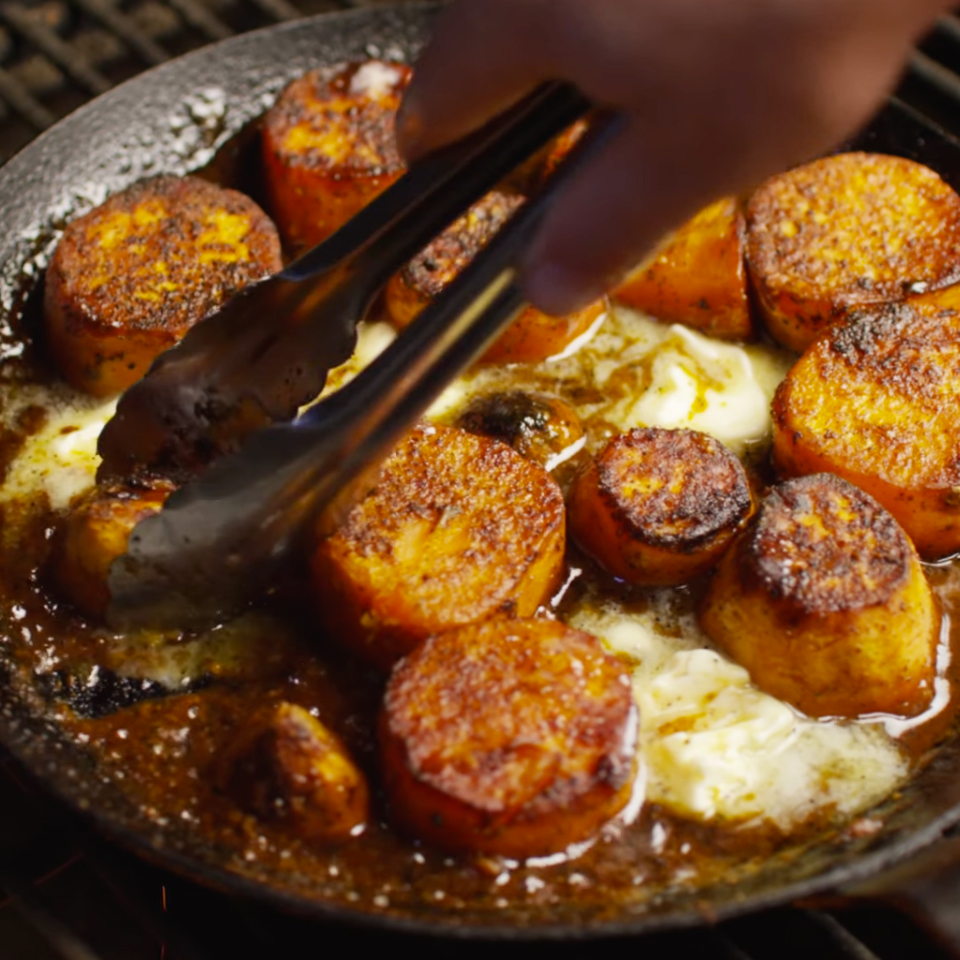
left=745, top=152, right=960, bottom=352
left=311, top=424, right=566, bottom=670
left=455, top=390, right=584, bottom=469
left=568, top=428, right=753, bottom=585
left=50, top=479, right=174, bottom=619
left=380, top=618, right=638, bottom=858
left=44, top=175, right=282, bottom=397
left=383, top=189, right=606, bottom=363
left=772, top=298, right=960, bottom=559
left=614, top=196, right=754, bottom=341
left=699, top=474, right=938, bottom=719
left=504, top=117, right=591, bottom=194
left=262, top=61, right=411, bottom=252
left=217, top=701, right=369, bottom=843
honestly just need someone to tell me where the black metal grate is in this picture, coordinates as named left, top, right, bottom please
left=1, top=6, right=960, bottom=960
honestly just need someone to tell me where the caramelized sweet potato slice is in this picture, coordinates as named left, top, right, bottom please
left=218, top=701, right=369, bottom=842
left=614, top=197, right=754, bottom=341
left=311, top=424, right=566, bottom=669
left=384, top=190, right=525, bottom=329
left=455, top=390, right=584, bottom=470
left=45, top=175, right=282, bottom=397
left=568, top=428, right=753, bottom=585
left=699, top=474, right=938, bottom=719
left=50, top=478, right=174, bottom=619
left=505, top=117, right=590, bottom=194
left=380, top=618, right=639, bottom=857
left=745, top=152, right=960, bottom=352
left=262, top=60, right=411, bottom=251
left=383, top=189, right=605, bottom=363
left=772, top=299, right=960, bottom=558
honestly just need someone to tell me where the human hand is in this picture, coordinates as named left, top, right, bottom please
left=397, top=0, right=952, bottom=315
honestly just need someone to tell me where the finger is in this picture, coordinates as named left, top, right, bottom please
left=398, top=0, right=552, bottom=160
left=520, top=119, right=729, bottom=316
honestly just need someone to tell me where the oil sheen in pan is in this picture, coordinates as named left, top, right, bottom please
left=0, top=289, right=955, bottom=909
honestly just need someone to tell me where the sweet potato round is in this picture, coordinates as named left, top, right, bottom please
left=745, top=152, right=960, bottom=352
left=380, top=618, right=639, bottom=857
left=217, top=701, right=369, bottom=843
left=311, top=424, right=567, bottom=669
left=51, top=479, right=174, bottom=619
left=699, top=474, right=938, bottom=719
left=44, top=175, right=282, bottom=397
left=262, top=60, right=411, bottom=251
left=569, top=428, right=753, bottom=585
left=772, top=298, right=960, bottom=558
left=383, top=189, right=605, bottom=363
left=455, top=390, right=584, bottom=469
left=615, top=196, right=753, bottom=341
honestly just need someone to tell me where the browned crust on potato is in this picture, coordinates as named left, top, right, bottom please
left=745, top=152, right=960, bottom=352
left=699, top=473, right=938, bottom=719
left=216, top=701, right=369, bottom=843
left=568, top=428, right=753, bottom=585
left=615, top=196, right=754, bottom=341
left=262, top=61, right=411, bottom=250
left=772, top=298, right=960, bottom=558
left=748, top=475, right=911, bottom=613
left=455, top=390, right=584, bottom=468
left=311, top=424, right=567, bottom=669
left=380, top=618, right=638, bottom=857
left=50, top=478, right=175, bottom=619
left=44, top=175, right=282, bottom=397
left=384, top=190, right=525, bottom=329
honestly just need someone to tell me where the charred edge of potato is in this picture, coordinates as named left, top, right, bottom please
left=384, top=190, right=525, bottom=329
left=699, top=473, right=939, bottom=719
left=569, top=428, right=754, bottom=586
left=216, top=701, right=369, bottom=843
left=455, top=390, right=584, bottom=469
left=745, top=152, right=960, bottom=353
left=379, top=618, right=639, bottom=858
left=614, top=196, right=754, bottom=341
left=44, top=174, right=282, bottom=397
left=261, top=60, right=412, bottom=250
left=311, top=424, right=567, bottom=670
left=50, top=478, right=175, bottom=619
left=771, top=298, right=960, bottom=559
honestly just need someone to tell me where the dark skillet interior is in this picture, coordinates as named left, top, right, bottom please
left=2, top=4, right=960, bottom=938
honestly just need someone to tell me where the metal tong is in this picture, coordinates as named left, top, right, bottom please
left=101, top=82, right=613, bottom=630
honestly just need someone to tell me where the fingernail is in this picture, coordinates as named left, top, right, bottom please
left=395, top=90, right=425, bottom=159
left=522, top=261, right=604, bottom=317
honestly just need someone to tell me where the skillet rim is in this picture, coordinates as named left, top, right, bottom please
left=1, top=4, right=960, bottom=938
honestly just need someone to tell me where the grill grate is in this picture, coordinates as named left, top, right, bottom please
left=1, top=5, right=960, bottom=960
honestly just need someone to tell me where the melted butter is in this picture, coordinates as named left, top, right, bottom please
left=1, top=388, right=115, bottom=510
left=424, top=306, right=792, bottom=453
left=570, top=600, right=907, bottom=828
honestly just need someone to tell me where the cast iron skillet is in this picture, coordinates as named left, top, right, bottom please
left=3, top=2, right=960, bottom=944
